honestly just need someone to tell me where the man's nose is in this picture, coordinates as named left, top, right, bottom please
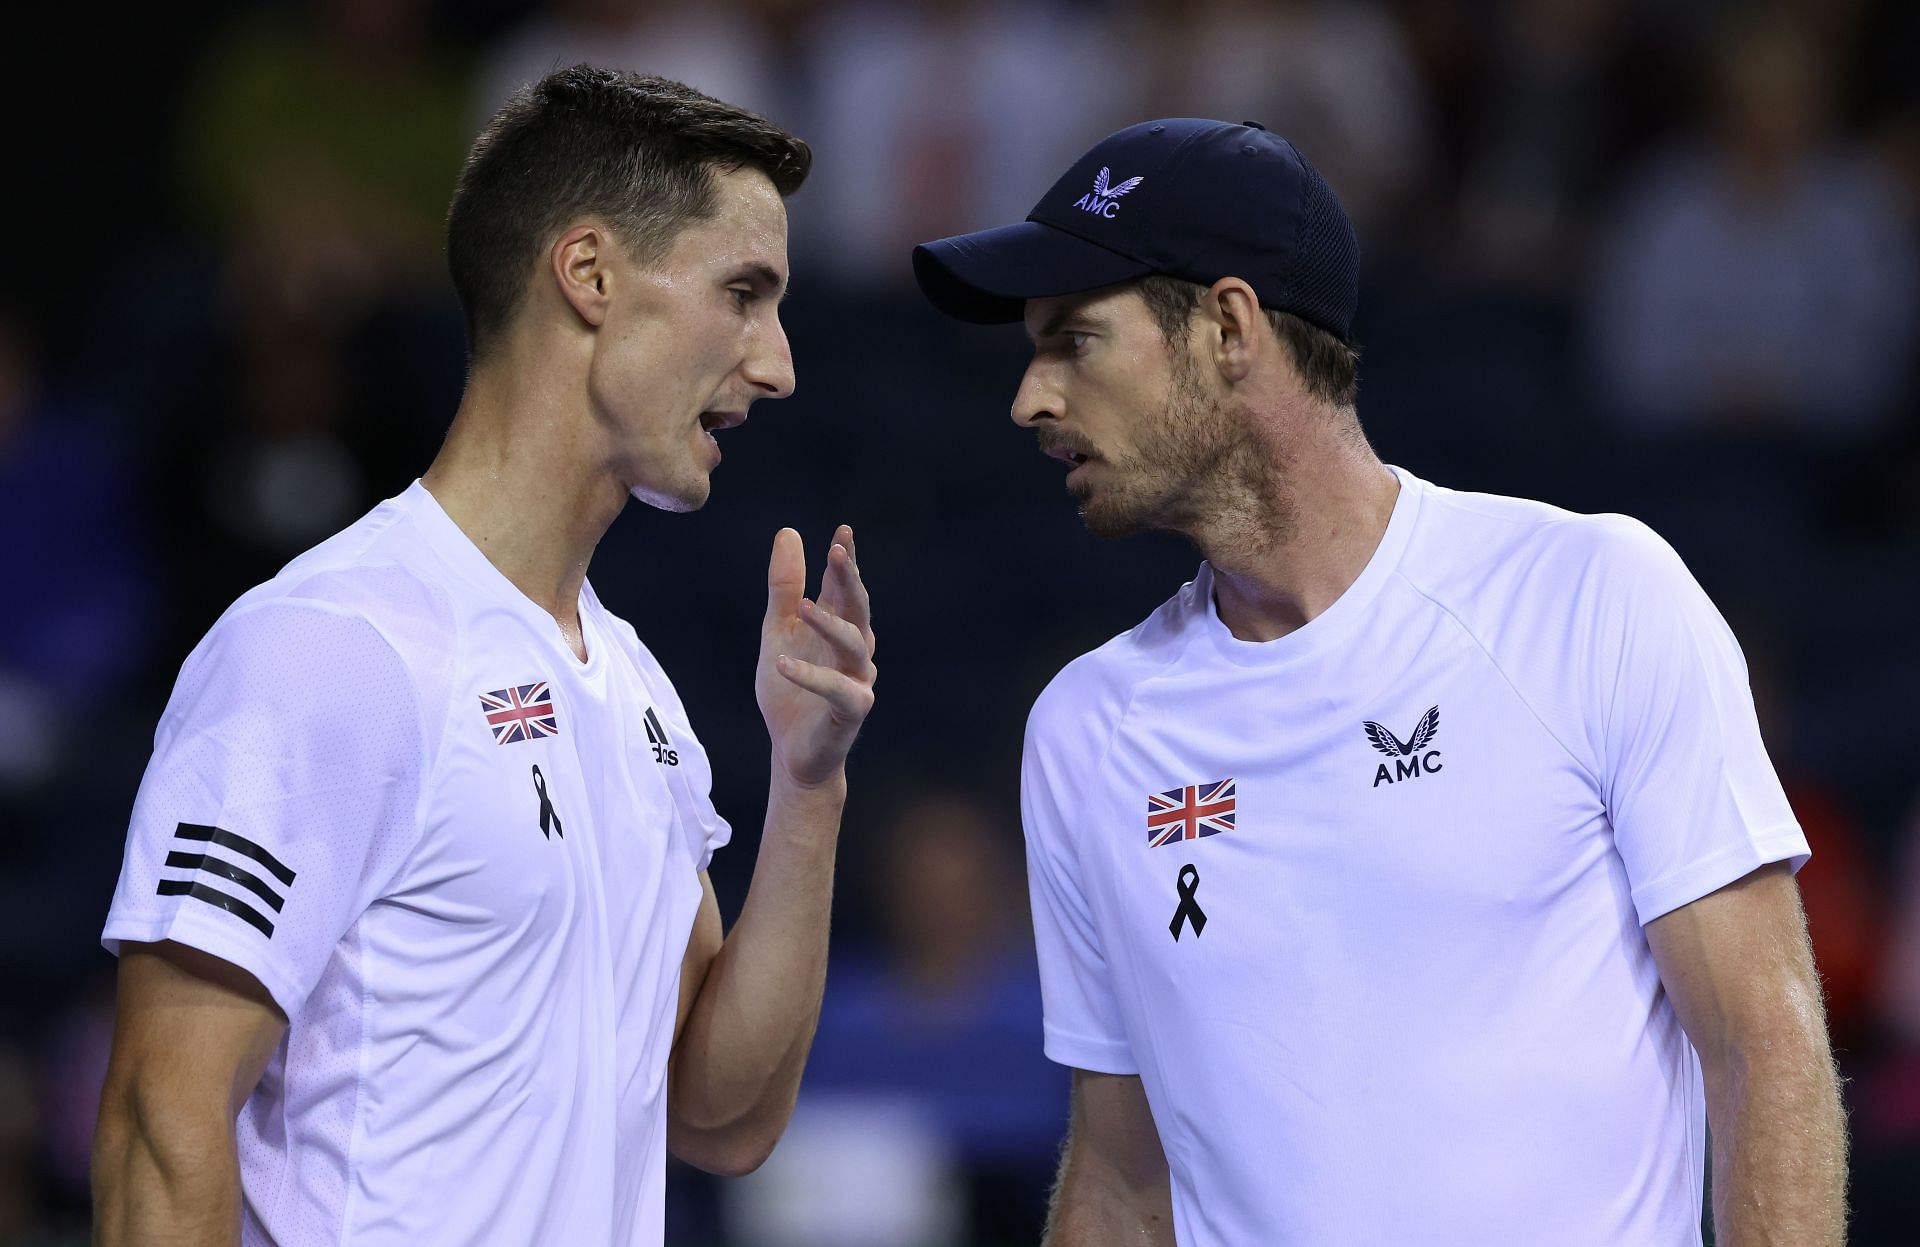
left=1010, top=364, right=1058, bottom=428
left=745, top=319, right=796, bottom=400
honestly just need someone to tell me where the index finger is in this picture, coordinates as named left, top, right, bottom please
left=825, top=526, right=872, bottom=639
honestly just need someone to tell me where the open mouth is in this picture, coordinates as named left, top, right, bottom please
left=700, top=411, right=746, bottom=433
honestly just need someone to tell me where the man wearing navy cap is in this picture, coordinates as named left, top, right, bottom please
left=915, top=119, right=1844, bottom=1245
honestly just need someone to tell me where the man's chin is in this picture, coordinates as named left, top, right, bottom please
left=629, top=476, right=710, bottom=514
left=1077, top=477, right=1188, bottom=540
left=1078, top=494, right=1150, bottom=540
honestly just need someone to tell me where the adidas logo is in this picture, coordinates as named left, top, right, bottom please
left=1365, top=705, right=1443, bottom=787
left=156, top=822, right=297, bottom=937
left=1072, top=166, right=1145, bottom=219
left=644, top=706, right=680, bottom=767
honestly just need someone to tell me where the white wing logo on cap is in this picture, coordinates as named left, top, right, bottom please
left=1093, top=167, right=1145, bottom=199
left=1074, top=167, right=1146, bottom=218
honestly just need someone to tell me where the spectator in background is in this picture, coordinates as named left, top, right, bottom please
left=37, top=982, right=115, bottom=1227
left=150, top=262, right=438, bottom=657
left=1854, top=793, right=1920, bottom=1239
left=1452, top=0, right=1687, bottom=290
left=178, top=0, right=468, bottom=334
left=1853, top=0, right=1920, bottom=223
left=160, top=0, right=467, bottom=648
left=798, top=0, right=1131, bottom=283
left=1877, top=801, right=1920, bottom=1074
left=1588, top=7, right=1916, bottom=439
left=473, top=0, right=793, bottom=132
left=1744, top=636, right=1886, bottom=1052
left=0, top=1041, right=43, bottom=1242
left=732, top=791, right=1065, bottom=1246
left=0, top=318, right=153, bottom=1124
left=0, top=316, right=151, bottom=787
left=1134, top=0, right=1433, bottom=244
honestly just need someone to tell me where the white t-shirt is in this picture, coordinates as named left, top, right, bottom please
left=102, top=482, right=731, bottom=1247
left=1023, top=467, right=1808, bottom=1247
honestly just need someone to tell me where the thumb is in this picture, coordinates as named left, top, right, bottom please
left=764, top=527, right=806, bottom=628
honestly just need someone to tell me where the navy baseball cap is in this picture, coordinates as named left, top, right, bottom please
left=913, top=118, right=1359, bottom=342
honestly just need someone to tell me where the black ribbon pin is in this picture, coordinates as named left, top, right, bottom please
left=1169, top=863, right=1206, bottom=941
left=532, top=765, right=563, bottom=840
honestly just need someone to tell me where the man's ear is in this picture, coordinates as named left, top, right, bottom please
left=1202, top=277, right=1263, bottom=385
left=551, top=224, right=612, bottom=329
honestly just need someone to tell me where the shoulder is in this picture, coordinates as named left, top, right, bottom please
left=1387, top=477, right=1724, bottom=777
left=176, top=594, right=423, bottom=732
left=1398, top=479, right=1687, bottom=621
left=1026, top=574, right=1201, bottom=757
left=1393, top=479, right=1719, bottom=694
left=175, top=503, right=466, bottom=723
left=235, top=492, right=466, bottom=665
left=1395, top=475, right=1733, bottom=700
left=147, top=595, right=430, bottom=794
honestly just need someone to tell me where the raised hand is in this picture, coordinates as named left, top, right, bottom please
left=756, top=525, right=877, bottom=788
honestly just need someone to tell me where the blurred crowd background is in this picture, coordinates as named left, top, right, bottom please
left=3, top=0, right=1919, bottom=1243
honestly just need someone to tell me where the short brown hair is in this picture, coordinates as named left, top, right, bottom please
left=1136, top=274, right=1360, bottom=407
left=446, top=66, right=811, bottom=360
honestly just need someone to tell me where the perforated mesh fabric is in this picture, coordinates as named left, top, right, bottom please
left=105, top=596, right=433, bottom=1245
left=1282, top=157, right=1360, bottom=341
left=106, top=485, right=731, bottom=1244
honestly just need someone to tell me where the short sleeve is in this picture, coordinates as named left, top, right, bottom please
left=101, top=602, right=427, bottom=1017
left=1023, top=692, right=1136, bottom=1074
left=1596, top=523, right=1809, bottom=924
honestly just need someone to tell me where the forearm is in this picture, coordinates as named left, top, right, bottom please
left=1044, top=1143, right=1174, bottom=1246
left=92, top=1100, right=241, bottom=1246
left=669, top=766, right=843, bottom=1167
left=1705, top=1040, right=1848, bottom=1245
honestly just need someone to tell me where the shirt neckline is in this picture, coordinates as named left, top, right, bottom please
left=1195, top=465, right=1424, bottom=669
left=401, top=479, right=602, bottom=674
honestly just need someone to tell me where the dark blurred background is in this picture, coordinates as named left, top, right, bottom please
left=2, top=0, right=1918, bottom=1243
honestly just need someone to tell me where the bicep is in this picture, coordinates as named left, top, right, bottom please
left=102, top=941, right=287, bottom=1123
left=1066, top=1068, right=1168, bottom=1194
left=674, top=872, right=724, bottom=1050
left=1645, top=861, right=1828, bottom=1066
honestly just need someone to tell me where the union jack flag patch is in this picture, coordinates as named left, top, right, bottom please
left=479, top=682, right=559, bottom=744
left=1147, top=779, right=1236, bottom=847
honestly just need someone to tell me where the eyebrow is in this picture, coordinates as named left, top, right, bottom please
left=1029, top=301, right=1100, bottom=343
left=735, top=262, right=789, bottom=300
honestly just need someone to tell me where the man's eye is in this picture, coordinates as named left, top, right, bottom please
left=1065, top=331, right=1091, bottom=353
left=729, top=287, right=753, bottom=308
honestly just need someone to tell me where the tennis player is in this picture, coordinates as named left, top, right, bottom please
left=91, top=68, right=876, bottom=1246
left=914, top=117, right=1844, bottom=1245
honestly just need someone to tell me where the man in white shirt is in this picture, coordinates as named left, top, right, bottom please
left=913, top=118, right=1844, bottom=1245
left=92, top=67, right=877, bottom=1246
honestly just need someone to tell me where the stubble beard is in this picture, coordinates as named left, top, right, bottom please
left=1075, top=350, right=1294, bottom=549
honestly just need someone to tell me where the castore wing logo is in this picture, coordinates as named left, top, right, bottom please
left=1072, top=166, right=1145, bottom=218
left=1364, top=705, right=1443, bottom=787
